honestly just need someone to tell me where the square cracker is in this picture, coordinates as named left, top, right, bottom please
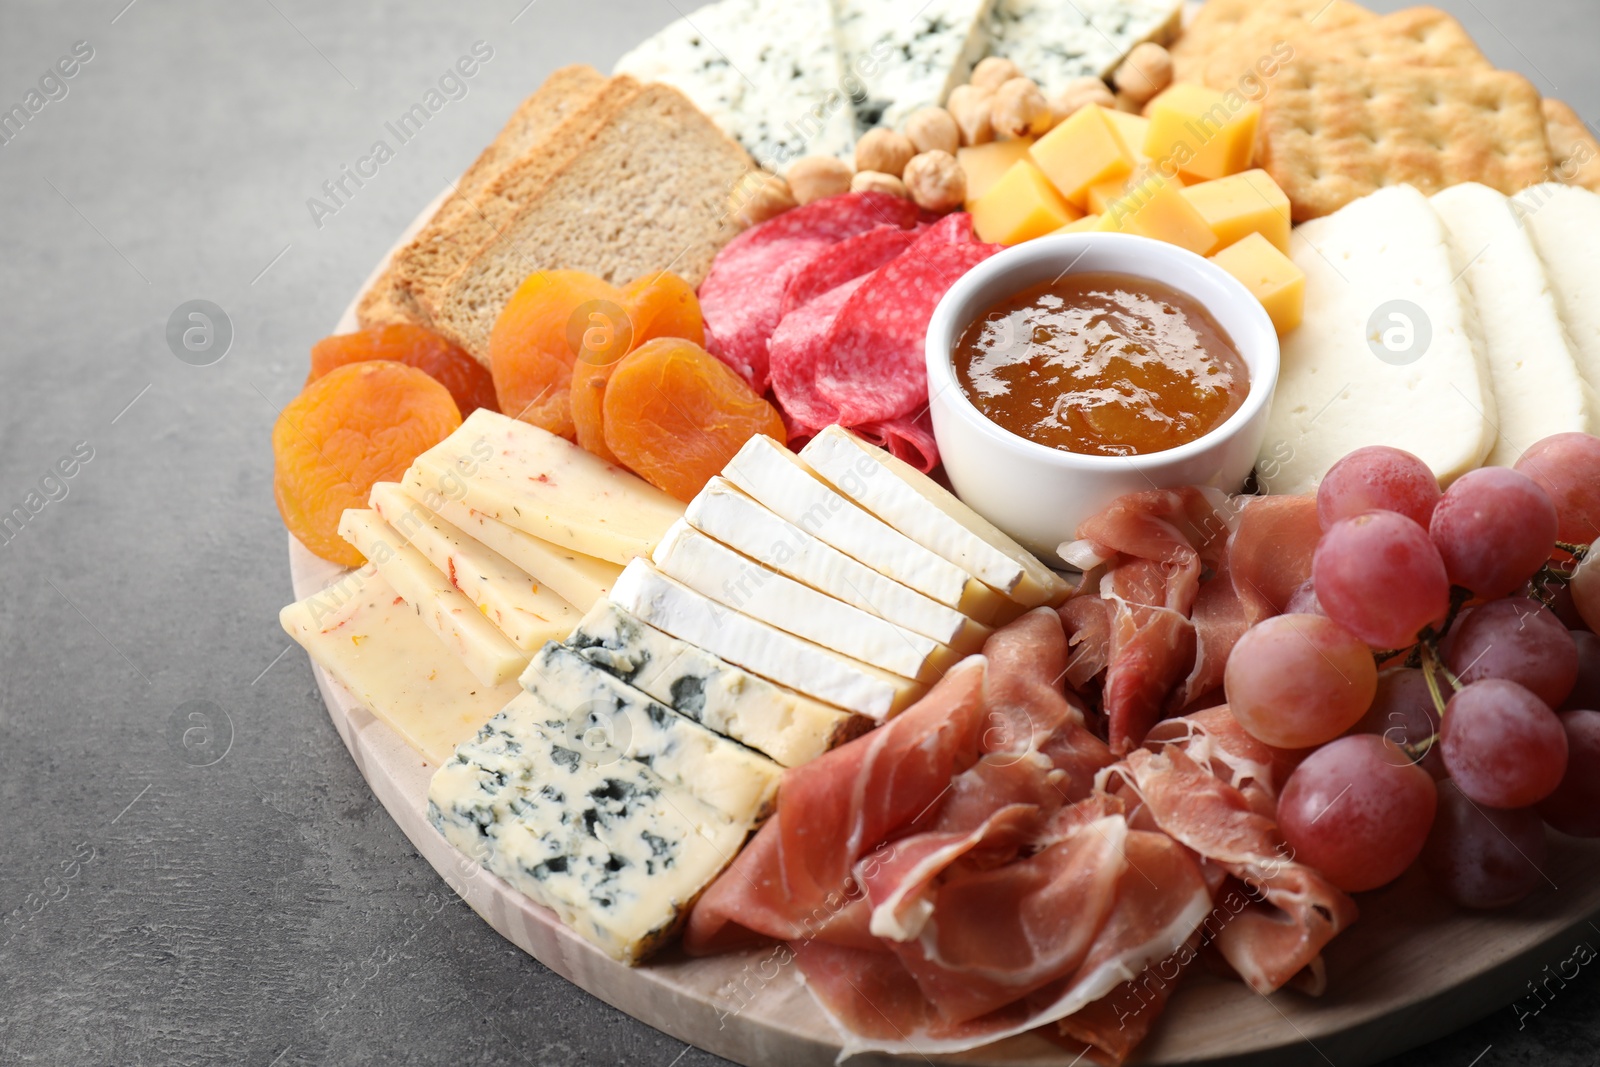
left=1172, top=0, right=1373, bottom=85
left=1260, top=60, right=1552, bottom=220
left=1298, top=6, right=1491, bottom=69
left=1543, top=98, right=1600, bottom=193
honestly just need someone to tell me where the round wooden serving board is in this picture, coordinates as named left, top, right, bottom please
left=289, top=175, right=1600, bottom=1067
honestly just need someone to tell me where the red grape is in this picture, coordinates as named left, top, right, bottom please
left=1225, top=614, right=1378, bottom=749
left=1536, top=710, right=1600, bottom=837
left=1317, top=445, right=1442, bottom=530
left=1284, top=579, right=1323, bottom=616
left=1547, top=582, right=1587, bottom=631
left=1422, top=779, right=1548, bottom=909
left=1514, top=433, right=1600, bottom=545
left=1352, top=668, right=1445, bottom=779
left=1563, top=631, right=1600, bottom=712
left=1277, top=735, right=1437, bottom=893
left=1428, top=468, right=1558, bottom=598
left=1443, top=598, right=1577, bottom=708
left=1313, top=511, right=1450, bottom=649
left=1439, top=679, right=1568, bottom=808
left=1571, top=548, right=1600, bottom=633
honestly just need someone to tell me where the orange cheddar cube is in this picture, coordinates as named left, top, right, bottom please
left=1103, top=108, right=1152, bottom=164
left=1181, top=169, right=1292, bottom=253
left=971, top=159, right=1084, bottom=245
left=1054, top=214, right=1102, bottom=234
left=1143, top=83, right=1261, bottom=182
left=1102, top=171, right=1218, bottom=256
left=1030, top=106, right=1133, bottom=208
left=1086, top=175, right=1131, bottom=215
left=1210, top=232, right=1305, bottom=334
left=958, top=139, right=1035, bottom=209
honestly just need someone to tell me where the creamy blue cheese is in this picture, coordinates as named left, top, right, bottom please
left=834, top=0, right=996, bottom=131
left=983, top=0, right=1183, bottom=94
left=613, top=0, right=856, bottom=167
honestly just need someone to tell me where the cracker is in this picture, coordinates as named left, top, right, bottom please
left=1174, top=0, right=1374, bottom=86
left=1301, top=6, right=1490, bottom=69
left=1259, top=60, right=1552, bottom=220
left=1543, top=98, right=1600, bottom=193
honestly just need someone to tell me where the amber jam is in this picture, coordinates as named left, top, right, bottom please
left=952, top=271, right=1249, bottom=458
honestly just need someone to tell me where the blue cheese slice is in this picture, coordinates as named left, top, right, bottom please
left=429, top=701, right=751, bottom=964
left=337, top=509, right=529, bottom=686
left=610, top=559, right=926, bottom=719
left=653, top=519, right=960, bottom=682
left=983, top=0, right=1184, bottom=95
left=614, top=0, right=855, bottom=168
left=566, top=601, right=869, bottom=767
left=835, top=0, right=996, bottom=131
left=368, top=482, right=580, bottom=650
left=518, top=643, right=781, bottom=822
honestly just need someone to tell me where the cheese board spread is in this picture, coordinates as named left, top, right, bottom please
left=273, top=1, right=1600, bottom=1063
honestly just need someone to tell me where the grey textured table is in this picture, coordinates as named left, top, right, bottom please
left=3, top=1, right=1598, bottom=1064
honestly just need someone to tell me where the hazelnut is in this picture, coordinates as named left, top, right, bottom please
left=903, top=150, right=966, bottom=214
left=970, top=56, right=1024, bottom=92
left=1112, top=42, right=1174, bottom=105
left=853, top=128, right=917, bottom=179
left=786, top=155, right=853, bottom=205
left=850, top=170, right=910, bottom=199
left=904, top=107, right=960, bottom=156
left=1049, top=76, right=1116, bottom=124
left=946, top=84, right=995, bottom=147
left=1114, top=91, right=1144, bottom=114
left=991, top=76, right=1052, bottom=139
left=728, top=171, right=796, bottom=228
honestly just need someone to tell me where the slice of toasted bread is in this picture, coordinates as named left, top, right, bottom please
left=355, top=65, right=607, bottom=330
left=431, top=84, right=755, bottom=362
left=396, top=76, right=642, bottom=338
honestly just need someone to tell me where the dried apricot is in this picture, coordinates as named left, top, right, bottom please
left=571, top=271, right=707, bottom=464
left=309, top=324, right=498, bottom=416
left=273, top=361, right=461, bottom=566
left=602, top=338, right=786, bottom=501
left=490, top=270, right=630, bottom=438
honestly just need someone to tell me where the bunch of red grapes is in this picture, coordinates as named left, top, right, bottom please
left=1223, top=434, right=1600, bottom=909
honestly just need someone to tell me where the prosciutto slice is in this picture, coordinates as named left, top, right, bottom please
left=1228, top=494, right=1320, bottom=625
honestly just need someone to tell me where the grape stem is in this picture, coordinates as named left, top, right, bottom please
left=1420, top=643, right=1450, bottom=719
left=1556, top=540, right=1590, bottom=560
left=1401, top=731, right=1439, bottom=765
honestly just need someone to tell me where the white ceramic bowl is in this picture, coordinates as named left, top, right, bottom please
left=926, top=232, right=1280, bottom=562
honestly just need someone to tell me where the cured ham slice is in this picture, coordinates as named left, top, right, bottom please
left=1072, top=487, right=1231, bottom=614
left=1101, top=601, right=1196, bottom=755
left=1228, top=494, right=1320, bottom=625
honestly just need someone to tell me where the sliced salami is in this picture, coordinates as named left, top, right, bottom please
left=853, top=411, right=940, bottom=473
left=779, top=225, right=919, bottom=320
left=768, top=274, right=866, bottom=436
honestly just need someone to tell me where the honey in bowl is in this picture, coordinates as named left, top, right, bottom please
left=953, top=271, right=1249, bottom=458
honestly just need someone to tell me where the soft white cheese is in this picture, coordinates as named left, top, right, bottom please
left=1513, top=183, right=1600, bottom=395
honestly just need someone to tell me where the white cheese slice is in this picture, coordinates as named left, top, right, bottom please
left=614, top=0, right=855, bottom=168
left=1513, top=183, right=1600, bottom=394
left=1258, top=184, right=1496, bottom=494
left=407, top=409, right=683, bottom=566
left=338, top=509, right=529, bottom=686
left=610, top=559, right=926, bottom=719
left=368, top=482, right=580, bottom=650
left=565, top=600, right=868, bottom=767
left=281, top=569, right=518, bottom=763
left=799, top=426, right=1069, bottom=607
left=983, top=0, right=1183, bottom=95
left=1430, top=183, right=1595, bottom=466
left=834, top=0, right=996, bottom=131
left=653, top=519, right=960, bottom=682
left=721, top=435, right=1009, bottom=622
left=686, top=477, right=988, bottom=652
left=399, top=469, right=622, bottom=611
left=430, top=699, right=750, bottom=965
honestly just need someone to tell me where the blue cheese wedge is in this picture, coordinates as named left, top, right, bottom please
left=799, top=427, right=1069, bottom=608
left=610, top=559, right=926, bottom=719
left=566, top=601, right=869, bottom=767
left=614, top=0, right=855, bottom=168
left=835, top=0, right=996, bottom=131
left=983, top=0, right=1183, bottom=95
left=518, top=643, right=781, bottom=822
left=368, top=482, right=580, bottom=650
left=337, top=509, right=529, bottom=686
left=429, top=701, right=751, bottom=965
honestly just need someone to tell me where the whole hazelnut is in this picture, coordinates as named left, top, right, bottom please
left=903, top=150, right=966, bottom=214
left=728, top=171, right=796, bottom=228
left=1112, top=42, right=1174, bottom=105
left=946, top=84, right=995, bottom=147
left=853, top=128, right=917, bottom=179
left=970, top=56, right=1024, bottom=92
left=850, top=170, right=910, bottom=199
left=904, top=107, right=960, bottom=156
left=991, top=77, right=1052, bottom=139
left=1049, top=76, right=1116, bottom=124
left=786, top=155, right=853, bottom=205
